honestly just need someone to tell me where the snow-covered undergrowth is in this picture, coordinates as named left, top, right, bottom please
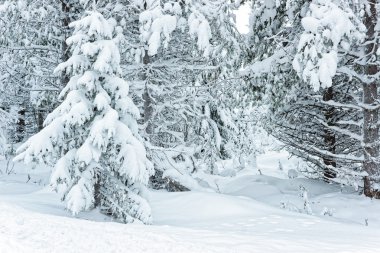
left=1, top=152, right=380, bottom=253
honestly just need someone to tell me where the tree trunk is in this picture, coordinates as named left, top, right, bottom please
left=36, top=110, right=44, bottom=131
left=363, top=0, right=380, bottom=198
left=323, top=87, right=337, bottom=180
left=142, top=50, right=154, bottom=136
left=16, top=108, right=25, bottom=142
left=61, top=0, right=71, bottom=88
left=142, top=1, right=154, bottom=136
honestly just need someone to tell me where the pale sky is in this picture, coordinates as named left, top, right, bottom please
left=235, top=3, right=250, bottom=34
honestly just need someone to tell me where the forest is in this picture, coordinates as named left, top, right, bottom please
left=0, top=0, right=380, bottom=252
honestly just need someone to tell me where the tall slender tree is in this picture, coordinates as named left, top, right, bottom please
left=362, top=0, right=380, bottom=197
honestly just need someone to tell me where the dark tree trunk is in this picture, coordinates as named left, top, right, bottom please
left=61, top=0, right=71, bottom=88
left=36, top=110, right=44, bottom=131
left=363, top=0, right=380, bottom=198
left=142, top=1, right=154, bottom=136
left=323, top=87, right=337, bottom=180
left=16, top=108, right=26, bottom=142
left=142, top=50, right=154, bottom=136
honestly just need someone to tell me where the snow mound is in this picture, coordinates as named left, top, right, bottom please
left=150, top=190, right=272, bottom=226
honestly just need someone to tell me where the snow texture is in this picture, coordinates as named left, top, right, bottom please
left=1, top=153, right=380, bottom=252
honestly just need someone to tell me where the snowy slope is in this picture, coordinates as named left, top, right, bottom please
left=1, top=154, right=380, bottom=253
left=0, top=201, right=246, bottom=253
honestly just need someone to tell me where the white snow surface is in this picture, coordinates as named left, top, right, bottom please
left=1, top=152, right=380, bottom=252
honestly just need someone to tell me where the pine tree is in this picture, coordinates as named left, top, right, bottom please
left=245, top=0, right=366, bottom=184
left=246, top=0, right=380, bottom=196
left=0, top=0, right=84, bottom=142
left=14, top=11, right=153, bottom=223
left=93, top=0, right=249, bottom=190
left=291, top=0, right=366, bottom=181
left=361, top=0, right=380, bottom=198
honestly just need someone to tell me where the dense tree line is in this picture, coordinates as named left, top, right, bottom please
left=0, top=0, right=379, bottom=223
left=245, top=0, right=380, bottom=197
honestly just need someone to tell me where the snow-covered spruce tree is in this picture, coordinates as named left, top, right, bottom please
left=189, top=0, right=253, bottom=170
left=292, top=0, right=380, bottom=196
left=244, top=0, right=309, bottom=108
left=14, top=11, right=153, bottom=223
left=291, top=0, right=365, bottom=181
left=145, top=0, right=250, bottom=185
left=248, top=0, right=380, bottom=196
left=74, top=1, right=198, bottom=191
left=0, top=0, right=84, bottom=142
left=84, top=1, right=250, bottom=190
left=243, top=0, right=316, bottom=167
left=244, top=0, right=367, bottom=184
left=94, top=0, right=247, bottom=190
left=127, top=0, right=204, bottom=190
left=140, top=0, right=251, bottom=183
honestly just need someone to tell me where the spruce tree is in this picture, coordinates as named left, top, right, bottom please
left=245, top=0, right=365, bottom=183
left=0, top=0, right=84, bottom=141
left=246, top=0, right=380, bottom=196
left=14, top=11, right=153, bottom=223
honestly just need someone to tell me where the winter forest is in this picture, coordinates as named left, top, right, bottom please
left=0, top=0, right=380, bottom=252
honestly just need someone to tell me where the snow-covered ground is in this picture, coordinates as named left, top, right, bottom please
left=1, top=151, right=380, bottom=253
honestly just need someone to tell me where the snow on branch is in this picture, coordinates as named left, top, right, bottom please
left=293, top=0, right=365, bottom=91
